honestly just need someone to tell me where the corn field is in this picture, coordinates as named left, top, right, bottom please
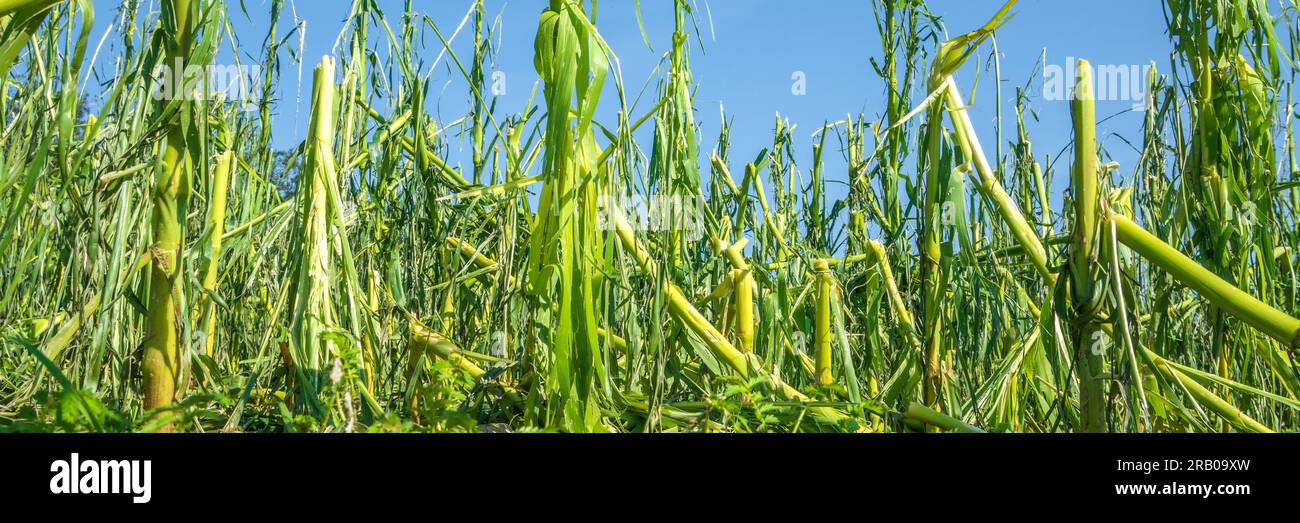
left=2, top=0, right=1299, bottom=434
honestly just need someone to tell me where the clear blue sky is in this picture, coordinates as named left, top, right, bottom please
left=86, top=0, right=1180, bottom=213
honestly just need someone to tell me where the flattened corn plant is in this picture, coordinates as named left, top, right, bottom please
left=1, top=0, right=1299, bottom=433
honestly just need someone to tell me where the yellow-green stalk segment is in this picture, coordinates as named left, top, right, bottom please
left=919, top=70, right=946, bottom=412
left=613, top=210, right=748, bottom=376
left=814, top=259, right=833, bottom=386
left=709, top=237, right=755, bottom=354
left=1143, top=349, right=1272, bottom=433
left=39, top=293, right=101, bottom=361
left=903, top=403, right=985, bottom=433
left=733, top=267, right=755, bottom=354
left=749, top=162, right=791, bottom=257
left=942, top=79, right=1052, bottom=282
left=865, top=240, right=922, bottom=352
left=364, top=271, right=379, bottom=394
left=447, top=236, right=497, bottom=271
left=914, top=5, right=1046, bottom=298
left=408, top=319, right=485, bottom=379
left=701, top=275, right=734, bottom=305
left=1109, top=213, right=1300, bottom=351
left=469, top=0, right=487, bottom=183
left=200, top=150, right=233, bottom=357
left=142, top=0, right=198, bottom=421
left=1070, top=60, right=1107, bottom=432
left=408, top=317, right=523, bottom=406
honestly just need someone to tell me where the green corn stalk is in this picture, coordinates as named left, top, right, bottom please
left=915, top=0, right=1017, bottom=414
left=141, top=0, right=199, bottom=422
left=918, top=60, right=947, bottom=412
left=1070, top=59, right=1107, bottom=432
left=733, top=267, right=755, bottom=354
left=283, top=56, right=367, bottom=421
left=199, top=149, right=233, bottom=358
left=1109, top=213, right=1300, bottom=350
left=943, top=80, right=1051, bottom=282
left=814, top=259, right=833, bottom=387
left=526, top=1, right=608, bottom=431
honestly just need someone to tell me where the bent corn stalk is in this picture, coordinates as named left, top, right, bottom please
left=1109, top=213, right=1300, bottom=350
